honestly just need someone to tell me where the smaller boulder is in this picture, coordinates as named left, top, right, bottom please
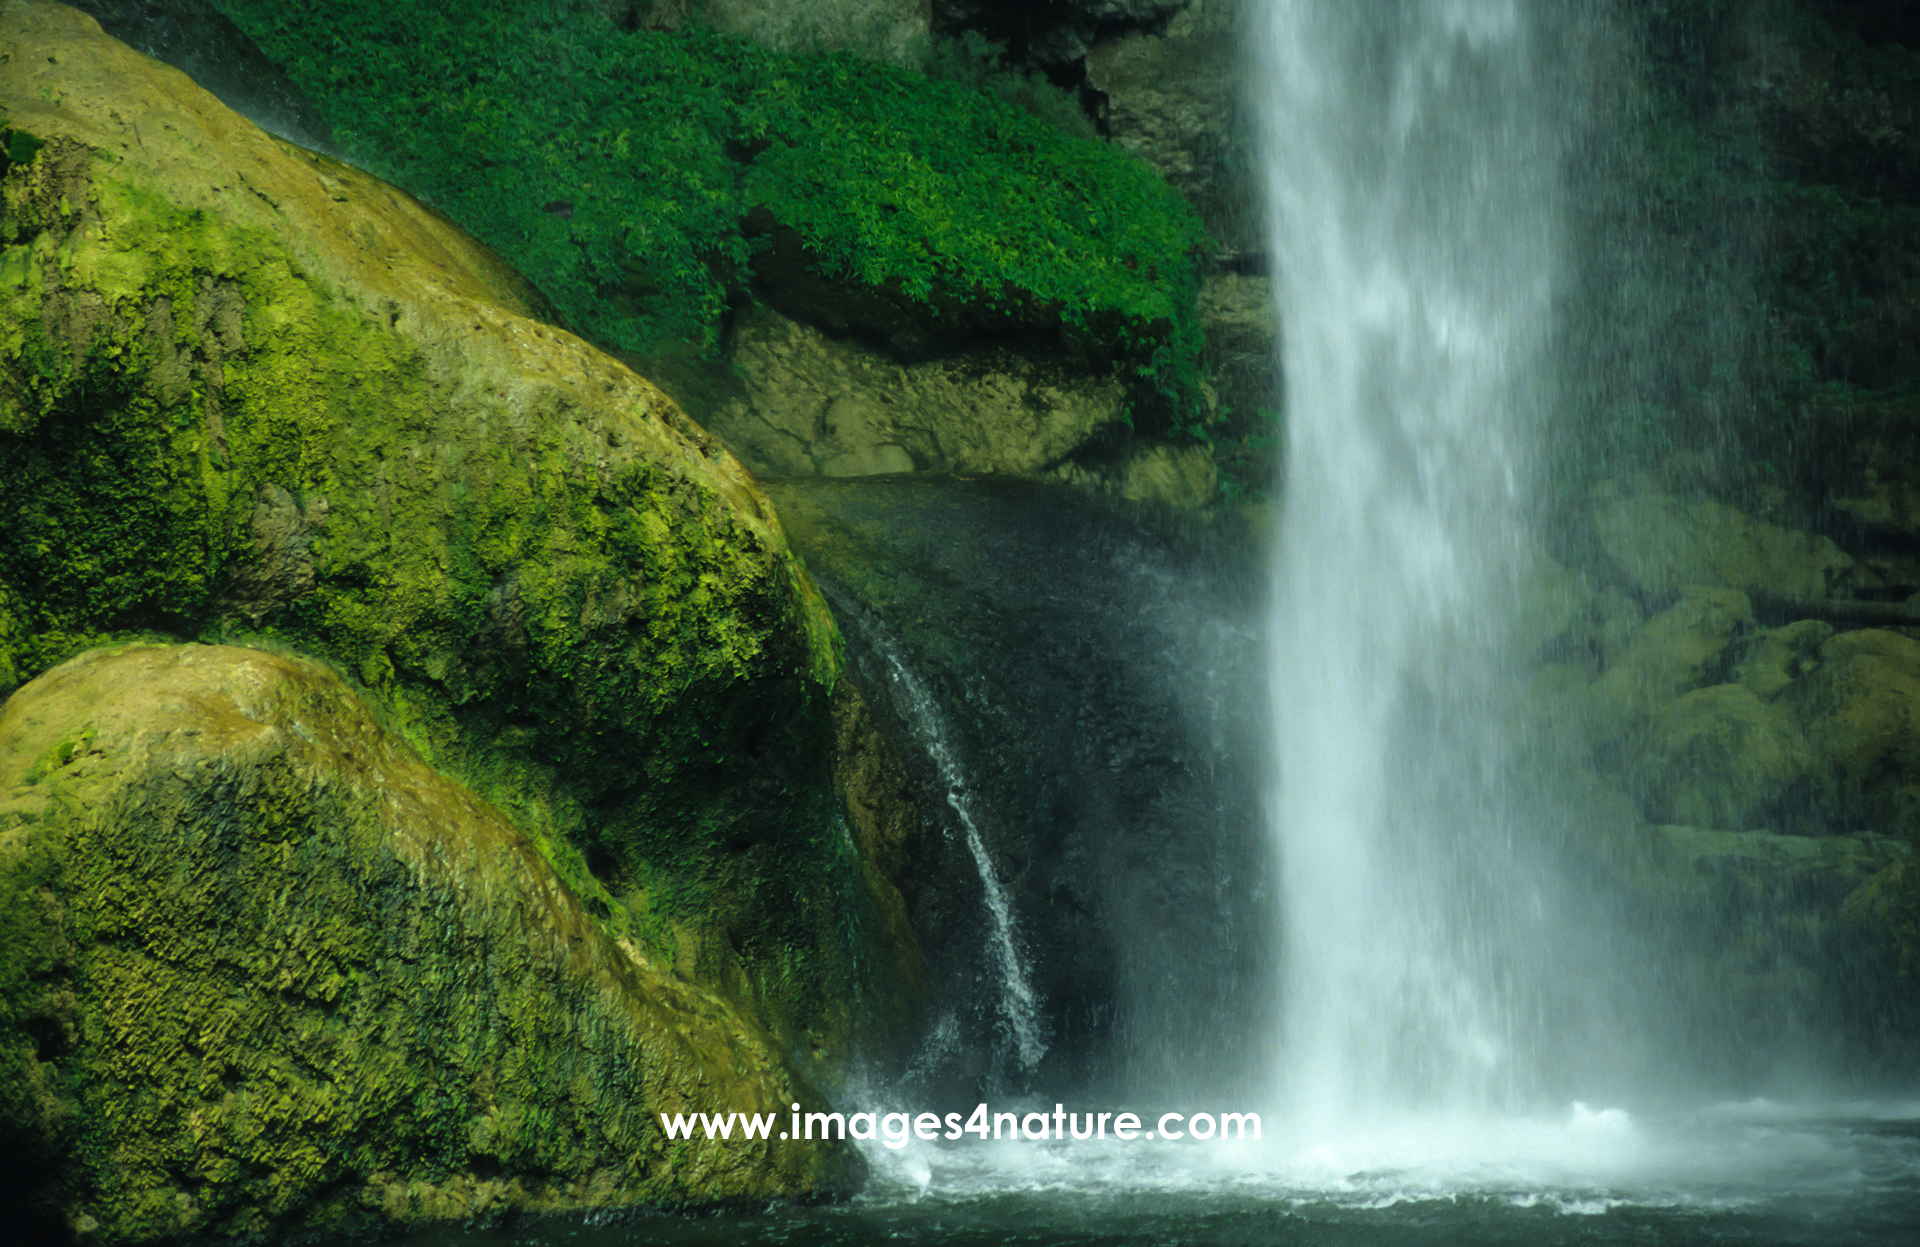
left=706, top=303, right=1131, bottom=480
left=1585, top=586, right=1753, bottom=738
left=1629, top=683, right=1816, bottom=830
left=1730, top=619, right=1835, bottom=701
left=1786, top=628, right=1920, bottom=834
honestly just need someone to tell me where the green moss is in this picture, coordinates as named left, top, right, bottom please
left=0, top=133, right=861, bottom=1070
left=209, top=0, right=1210, bottom=420
left=0, top=646, right=857, bottom=1240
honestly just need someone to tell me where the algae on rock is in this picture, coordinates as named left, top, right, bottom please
left=0, top=644, right=863, bottom=1242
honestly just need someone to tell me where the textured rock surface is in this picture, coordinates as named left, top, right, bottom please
left=702, top=304, right=1130, bottom=479
left=1084, top=1, right=1256, bottom=256
left=0, top=0, right=887, bottom=1175
left=63, top=0, right=334, bottom=150
left=0, top=645, right=860, bottom=1243
left=1085, top=0, right=1234, bottom=196
left=935, top=0, right=1190, bottom=66
left=1787, top=629, right=1920, bottom=836
left=1629, top=683, right=1816, bottom=830
left=1585, top=587, right=1754, bottom=735
left=1591, top=490, right=1855, bottom=601
left=1602, top=823, right=1914, bottom=1067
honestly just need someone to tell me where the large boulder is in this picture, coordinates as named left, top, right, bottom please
left=0, top=645, right=861, bottom=1243
left=1730, top=619, right=1835, bottom=701
left=935, top=0, right=1190, bottom=67
left=1085, top=0, right=1256, bottom=256
left=0, top=0, right=879, bottom=1097
left=1603, top=823, right=1915, bottom=1075
left=60, top=0, right=333, bottom=149
left=1585, top=586, right=1753, bottom=736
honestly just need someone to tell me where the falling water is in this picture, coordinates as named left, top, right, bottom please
left=853, top=611, right=1048, bottom=1077
left=1261, top=0, right=1573, bottom=1127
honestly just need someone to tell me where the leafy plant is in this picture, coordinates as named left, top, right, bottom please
left=211, top=0, right=1209, bottom=419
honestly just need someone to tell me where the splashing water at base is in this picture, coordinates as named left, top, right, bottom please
left=378, top=1101, right=1920, bottom=1245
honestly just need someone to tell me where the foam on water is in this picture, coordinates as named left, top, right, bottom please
left=848, top=1100, right=1920, bottom=1216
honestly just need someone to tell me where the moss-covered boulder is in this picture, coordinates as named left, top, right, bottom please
left=1627, top=683, right=1817, bottom=831
left=0, top=644, right=862, bottom=1243
left=1591, top=490, right=1855, bottom=602
left=0, top=0, right=883, bottom=1087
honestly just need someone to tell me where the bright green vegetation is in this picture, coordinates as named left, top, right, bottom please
left=0, top=129, right=866, bottom=1076
left=211, top=0, right=1210, bottom=422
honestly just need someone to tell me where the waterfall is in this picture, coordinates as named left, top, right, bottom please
left=1260, top=0, right=1576, bottom=1127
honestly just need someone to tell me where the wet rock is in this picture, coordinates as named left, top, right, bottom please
left=1731, top=619, right=1835, bottom=701
left=1628, top=683, right=1817, bottom=830
left=63, top=0, right=334, bottom=150
left=1592, top=490, right=1854, bottom=601
left=1600, top=823, right=1916, bottom=1080
left=0, top=0, right=883, bottom=1122
left=1198, top=272, right=1278, bottom=420
left=1785, top=628, right=1920, bottom=834
left=1586, top=586, right=1754, bottom=734
left=935, top=0, right=1191, bottom=67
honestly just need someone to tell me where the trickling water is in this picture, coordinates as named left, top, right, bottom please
left=1261, top=0, right=1573, bottom=1126
left=857, top=612, right=1049, bottom=1076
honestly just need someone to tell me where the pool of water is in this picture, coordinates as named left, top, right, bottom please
left=383, top=1101, right=1920, bottom=1246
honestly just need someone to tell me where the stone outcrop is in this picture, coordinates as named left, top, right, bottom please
left=0, top=645, right=862, bottom=1242
left=1786, top=629, right=1920, bottom=837
left=62, top=0, right=334, bottom=150
left=704, top=304, right=1131, bottom=479
left=1085, top=0, right=1257, bottom=258
left=935, top=0, right=1190, bottom=67
left=1628, top=684, right=1817, bottom=830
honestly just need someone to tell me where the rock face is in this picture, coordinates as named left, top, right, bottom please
left=1514, top=467, right=1920, bottom=1031
left=1084, top=0, right=1257, bottom=258
left=936, top=0, right=1190, bottom=66
left=61, top=0, right=333, bottom=150
left=766, top=475, right=1269, bottom=1095
left=704, top=304, right=1130, bottom=479
left=0, top=645, right=862, bottom=1242
left=0, top=6, right=902, bottom=1232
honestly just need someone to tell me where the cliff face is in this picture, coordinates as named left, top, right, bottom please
left=0, top=3, right=886, bottom=1236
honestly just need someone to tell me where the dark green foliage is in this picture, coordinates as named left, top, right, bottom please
left=0, top=124, right=44, bottom=175
left=1561, top=0, right=1920, bottom=477
left=210, top=0, right=1209, bottom=418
